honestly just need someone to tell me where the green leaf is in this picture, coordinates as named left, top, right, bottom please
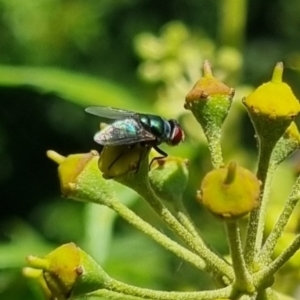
left=0, top=65, right=146, bottom=109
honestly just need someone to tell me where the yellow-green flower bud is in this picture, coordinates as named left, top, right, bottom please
left=184, top=60, right=234, bottom=168
left=184, top=60, right=234, bottom=131
left=198, top=162, right=260, bottom=219
left=24, top=243, right=110, bottom=299
left=47, top=150, right=116, bottom=205
left=99, top=144, right=149, bottom=179
left=243, top=62, right=300, bottom=149
left=149, top=156, right=189, bottom=202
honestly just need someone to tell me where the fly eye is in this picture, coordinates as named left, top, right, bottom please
left=170, top=126, right=184, bottom=145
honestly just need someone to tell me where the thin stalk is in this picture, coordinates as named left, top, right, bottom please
left=218, top=0, right=247, bottom=49
left=117, top=159, right=234, bottom=280
left=236, top=296, right=256, bottom=300
left=257, top=288, right=280, bottom=300
left=253, top=162, right=277, bottom=253
left=105, top=196, right=207, bottom=271
left=136, top=178, right=234, bottom=280
left=254, top=234, right=300, bottom=289
left=173, top=197, right=200, bottom=238
left=87, top=289, right=146, bottom=300
left=206, top=128, right=224, bottom=169
left=225, top=221, right=254, bottom=293
left=106, top=277, right=234, bottom=300
left=244, top=140, right=273, bottom=266
left=259, top=175, right=300, bottom=263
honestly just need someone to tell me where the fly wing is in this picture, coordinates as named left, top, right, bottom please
left=86, top=106, right=137, bottom=120
left=94, top=118, right=156, bottom=145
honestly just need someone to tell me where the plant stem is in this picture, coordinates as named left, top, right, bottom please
left=237, top=295, right=256, bottom=300
left=225, top=221, right=254, bottom=293
left=106, top=277, right=234, bottom=300
left=254, top=234, right=300, bottom=289
left=253, top=162, right=276, bottom=254
left=206, top=127, right=224, bottom=169
left=259, top=175, right=300, bottom=263
left=138, top=178, right=233, bottom=280
left=117, top=158, right=234, bottom=280
left=173, top=197, right=200, bottom=238
left=218, top=0, right=247, bottom=49
left=257, top=288, right=280, bottom=300
left=87, top=289, right=145, bottom=300
left=244, top=140, right=273, bottom=266
left=105, top=196, right=207, bottom=271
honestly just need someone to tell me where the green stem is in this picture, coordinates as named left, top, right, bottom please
left=105, top=197, right=207, bottom=271
left=253, top=162, right=276, bottom=253
left=257, top=288, right=280, bottom=300
left=106, top=277, right=234, bottom=300
left=172, top=198, right=231, bottom=285
left=235, top=296, right=255, bottom=300
left=218, top=0, right=247, bottom=49
left=206, top=127, right=224, bottom=169
left=244, top=140, right=273, bottom=266
left=87, top=289, right=145, bottom=300
left=225, top=221, right=254, bottom=293
left=254, top=234, right=300, bottom=289
left=117, top=158, right=234, bottom=280
left=173, top=197, right=200, bottom=238
left=138, top=178, right=233, bottom=280
left=259, top=175, right=300, bottom=263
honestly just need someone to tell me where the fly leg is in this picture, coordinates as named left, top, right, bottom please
left=134, top=146, right=151, bottom=173
left=149, top=146, right=168, bottom=169
left=108, top=148, right=126, bottom=170
left=108, top=145, right=139, bottom=171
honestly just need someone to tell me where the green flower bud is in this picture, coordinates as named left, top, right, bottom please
left=24, top=243, right=110, bottom=299
left=243, top=62, right=300, bottom=149
left=184, top=60, right=234, bottom=168
left=149, top=156, right=189, bottom=202
left=184, top=60, right=234, bottom=131
left=198, top=162, right=260, bottom=219
left=47, top=150, right=116, bottom=205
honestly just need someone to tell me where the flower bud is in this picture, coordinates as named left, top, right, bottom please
left=24, top=243, right=110, bottom=299
left=198, top=162, right=260, bottom=219
left=47, top=150, right=116, bottom=205
left=243, top=62, right=300, bottom=149
left=184, top=60, right=234, bottom=168
left=184, top=60, right=234, bottom=134
left=149, top=156, right=189, bottom=202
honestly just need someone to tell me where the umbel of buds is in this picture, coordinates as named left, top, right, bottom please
left=198, top=162, right=261, bottom=219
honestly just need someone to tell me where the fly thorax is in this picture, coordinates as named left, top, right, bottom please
left=140, top=115, right=171, bottom=142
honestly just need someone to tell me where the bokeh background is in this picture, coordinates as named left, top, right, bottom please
left=1, top=0, right=300, bottom=299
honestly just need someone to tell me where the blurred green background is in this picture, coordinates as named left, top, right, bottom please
left=1, top=0, right=300, bottom=299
